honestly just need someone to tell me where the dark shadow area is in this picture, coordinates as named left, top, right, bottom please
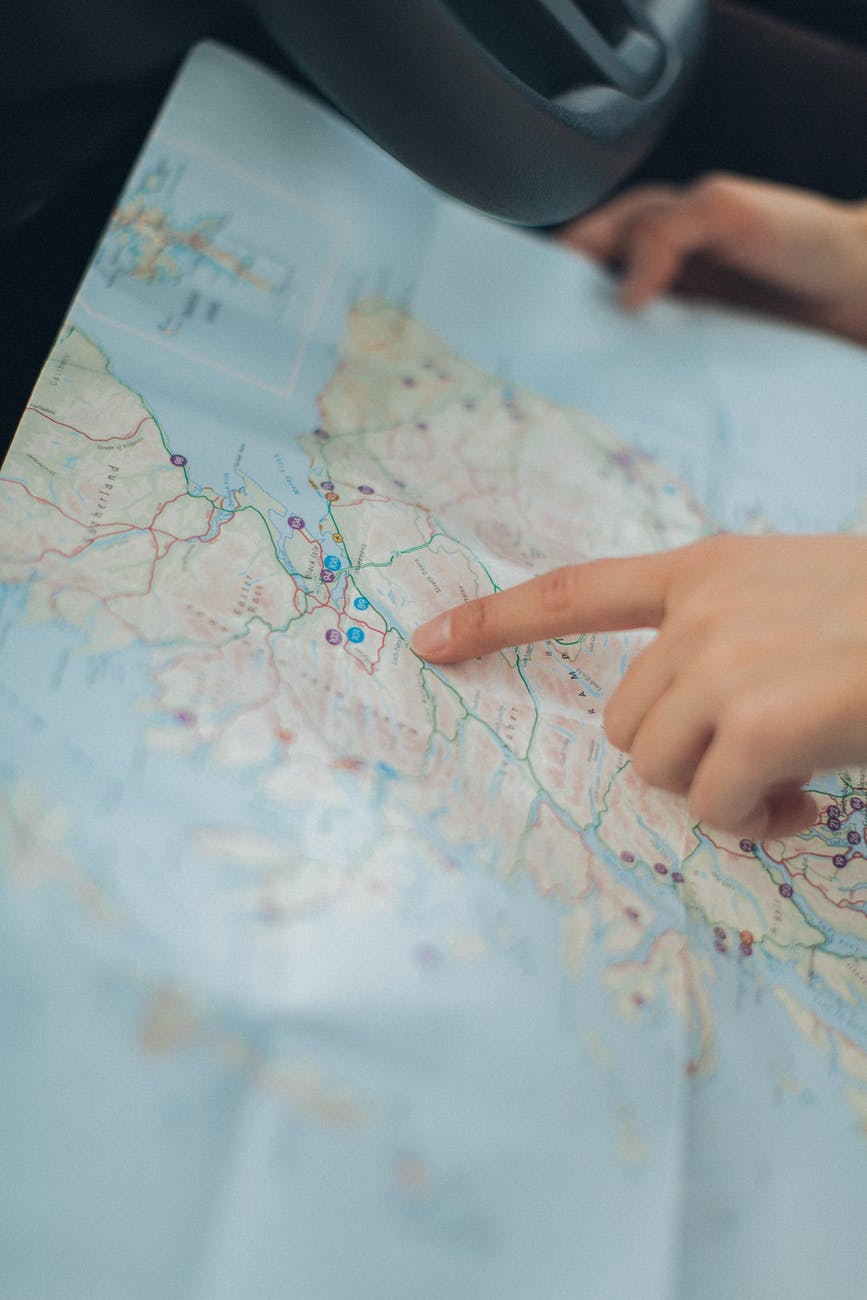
left=634, top=1, right=867, bottom=195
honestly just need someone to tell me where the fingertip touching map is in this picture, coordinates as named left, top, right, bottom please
left=2, top=41, right=867, bottom=1300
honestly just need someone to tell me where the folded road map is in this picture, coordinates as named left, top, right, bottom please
left=2, top=41, right=867, bottom=1300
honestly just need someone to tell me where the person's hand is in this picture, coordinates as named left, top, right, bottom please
left=559, top=173, right=867, bottom=346
left=411, top=534, right=867, bottom=840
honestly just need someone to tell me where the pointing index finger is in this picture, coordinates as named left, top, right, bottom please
left=411, top=553, right=675, bottom=665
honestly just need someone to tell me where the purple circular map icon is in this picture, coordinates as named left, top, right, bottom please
left=358, top=485, right=374, bottom=495
left=320, top=569, right=335, bottom=584
left=850, top=796, right=864, bottom=811
left=321, top=480, right=334, bottom=491
left=833, top=854, right=848, bottom=868
left=779, top=882, right=794, bottom=898
left=170, top=454, right=187, bottom=467
left=415, top=943, right=441, bottom=968
left=325, top=628, right=342, bottom=645
left=287, top=515, right=305, bottom=530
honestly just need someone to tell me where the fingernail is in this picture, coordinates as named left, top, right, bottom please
left=411, top=613, right=451, bottom=658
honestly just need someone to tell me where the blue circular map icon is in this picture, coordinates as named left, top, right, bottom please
left=346, top=627, right=365, bottom=643
left=353, top=596, right=369, bottom=610
left=323, top=555, right=341, bottom=572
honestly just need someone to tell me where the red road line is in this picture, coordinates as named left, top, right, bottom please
left=25, top=406, right=153, bottom=444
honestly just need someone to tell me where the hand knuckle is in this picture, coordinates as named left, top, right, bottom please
left=688, top=785, right=723, bottom=829
left=462, top=594, right=495, bottom=642
left=536, top=566, right=581, bottom=624
left=692, top=531, right=742, bottom=565
left=629, top=739, right=663, bottom=787
left=678, top=594, right=720, bottom=642
left=721, top=695, right=777, bottom=759
left=695, top=171, right=739, bottom=208
left=696, top=170, right=733, bottom=194
left=634, top=210, right=679, bottom=250
left=697, top=634, right=748, bottom=685
left=695, top=172, right=760, bottom=237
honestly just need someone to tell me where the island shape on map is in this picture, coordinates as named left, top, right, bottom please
left=2, top=296, right=866, bottom=1126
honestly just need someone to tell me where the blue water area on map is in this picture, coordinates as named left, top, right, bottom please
left=85, top=145, right=343, bottom=394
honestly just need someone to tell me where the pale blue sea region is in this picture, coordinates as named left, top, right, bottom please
left=411, top=210, right=867, bottom=534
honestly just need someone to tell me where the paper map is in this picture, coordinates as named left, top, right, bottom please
left=2, top=42, right=867, bottom=1300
